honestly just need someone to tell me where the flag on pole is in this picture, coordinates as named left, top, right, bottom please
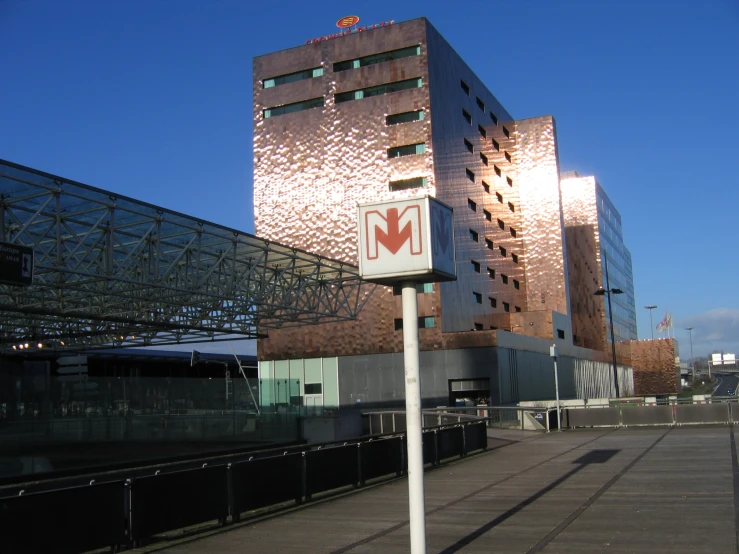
left=656, top=310, right=673, bottom=336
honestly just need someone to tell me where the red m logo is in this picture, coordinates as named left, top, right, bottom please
left=365, top=206, right=422, bottom=260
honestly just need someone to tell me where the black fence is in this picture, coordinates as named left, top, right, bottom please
left=0, top=420, right=487, bottom=554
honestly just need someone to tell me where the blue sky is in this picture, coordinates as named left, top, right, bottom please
left=1, top=0, right=737, bottom=357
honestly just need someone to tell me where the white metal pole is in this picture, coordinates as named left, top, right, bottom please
left=553, top=350, right=561, bottom=432
left=402, top=281, right=426, bottom=554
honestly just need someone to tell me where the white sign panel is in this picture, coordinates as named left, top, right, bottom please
left=357, top=196, right=455, bottom=283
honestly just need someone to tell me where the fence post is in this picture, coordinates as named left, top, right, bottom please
left=461, top=424, right=467, bottom=457
left=302, top=451, right=310, bottom=502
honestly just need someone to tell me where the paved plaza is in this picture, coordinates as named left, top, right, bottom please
left=134, top=426, right=738, bottom=553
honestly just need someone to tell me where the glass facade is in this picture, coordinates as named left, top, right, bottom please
left=596, top=184, right=637, bottom=341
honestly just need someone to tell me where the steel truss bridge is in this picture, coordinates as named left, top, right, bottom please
left=0, top=160, right=373, bottom=353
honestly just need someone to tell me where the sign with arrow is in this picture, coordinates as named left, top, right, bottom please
left=357, top=196, right=456, bottom=284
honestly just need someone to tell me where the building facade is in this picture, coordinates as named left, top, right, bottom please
left=252, top=17, right=643, bottom=408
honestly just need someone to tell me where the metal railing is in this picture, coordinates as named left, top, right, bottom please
left=0, top=417, right=488, bottom=554
left=565, top=401, right=739, bottom=428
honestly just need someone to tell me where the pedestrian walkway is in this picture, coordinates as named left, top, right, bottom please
left=135, top=427, right=737, bottom=553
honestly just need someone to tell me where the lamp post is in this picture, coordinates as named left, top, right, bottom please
left=595, top=251, right=624, bottom=398
left=645, top=305, right=658, bottom=340
left=685, top=327, right=695, bottom=381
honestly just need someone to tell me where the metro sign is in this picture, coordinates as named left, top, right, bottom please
left=357, top=196, right=456, bottom=284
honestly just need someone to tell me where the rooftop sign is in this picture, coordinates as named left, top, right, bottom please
left=306, top=19, right=394, bottom=45
left=337, top=15, right=360, bottom=28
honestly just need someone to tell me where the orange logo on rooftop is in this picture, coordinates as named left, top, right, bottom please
left=337, top=15, right=360, bottom=28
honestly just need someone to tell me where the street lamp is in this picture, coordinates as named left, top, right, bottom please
left=685, top=327, right=695, bottom=381
left=645, top=305, right=658, bottom=340
left=595, top=251, right=624, bottom=398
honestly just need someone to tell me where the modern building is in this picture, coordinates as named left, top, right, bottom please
left=560, top=171, right=638, bottom=352
left=252, top=17, right=640, bottom=410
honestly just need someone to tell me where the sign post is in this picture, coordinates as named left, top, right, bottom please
left=357, top=196, right=455, bottom=554
left=550, top=344, right=561, bottom=431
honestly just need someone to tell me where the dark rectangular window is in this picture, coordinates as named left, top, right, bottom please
left=490, top=112, right=498, bottom=125
left=394, top=318, right=403, bottom=330
left=483, top=209, right=492, bottom=222
left=264, top=97, right=324, bottom=118
left=492, top=139, right=500, bottom=151
left=389, top=176, right=427, bottom=191
left=335, top=77, right=422, bottom=103
left=501, top=274, right=509, bottom=284
left=386, top=109, right=425, bottom=125
left=513, top=279, right=520, bottom=289
left=462, top=109, right=472, bottom=124
left=487, top=267, right=495, bottom=279
left=485, top=239, right=494, bottom=250
left=502, top=126, right=510, bottom=138
left=508, top=202, right=515, bottom=213
left=496, top=192, right=503, bottom=203
left=304, top=383, right=323, bottom=394
left=473, top=292, right=482, bottom=304
left=476, top=97, right=485, bottom=111
left=503, top=302, right=510, bottom=312
left=512, top=253, right=519, bottom=264
left=474, top=322, right=484, bottom=330
left=464, top=139, right=474, bottom=153
left=505, top=151, right=512, bottom=163
left=461, top=80, right=470, bottom=95
left=420, top=316, right=435, bottom=329
left=557, top=329, right=566, bottom=339
left=388, top=143, right=426, bottom=158
left=471, top=260, right=481, bottom=273
left=469, top=229, right=479, bottom=242
left=510, top=227, right=517, bottom=238
left=478, top=125, right=487, bottom=139
left=466, top=168, right=475, bottom=182
left=263, top=67, right=323, bottom=88
left=507, top=176, right=513, bottom=186
left=494, top=165, right=502, bottom=177
left=482, top=180, right=490, bottom=193
left=468, top=198, right=477, bottom=211
left=515, top=306, right=522, bottom=313
left=480, top=152, right=488, bottom=166
left=497, top=219, right=505, bottom=230
left=489, top=297, right=497, bottom=308
left=334, top=45, right=421, bottom=72
left=499, top=246, right=507, bottom=257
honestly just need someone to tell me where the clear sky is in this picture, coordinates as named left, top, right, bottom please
left=1, top=0, right=737, bottom=357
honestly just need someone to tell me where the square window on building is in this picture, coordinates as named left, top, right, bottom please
left=496, top=192, right=503, bottom=203
left=557, top=329, right=566, bottom=339
left=501, top=274, right=509, bottom=284
left=473, top=292, right=482, bottom=304
left=513, top=279, right=520, bottom=289
left=485, top=238, right=493, bottom=250
left=480, top=152, right=488, bottom=166
left=499, top=246, right=507, bottom=257
left=508, top=202, right=515, bottom=213
left=478, top=125, right=487, bottom=139
left=482, top=180, right=490, bottom=193
left=492, top=139, right=500, bottom=151
left=515, top=306, right=522, bottom=313
left=474, top=322, right=484, bottom=330
left=510, top=227, right=517, bottom=238
left=471, top=260, right=481, bottom=273
left=464, top=139, right=473, bottom=153
left=494, top=165, right=502, bottom=177
left=466, top=168, right=475, bottom=182
left=503, top=301, right=510, bottom=312
left=489, top=297, right=497, bottom=308
left=487, top=267, right=495, bottom=279
left=512, top=253, right=519, bottom=264
left=461, top=80, right=470, bottom=96
left=394, top=318, right=403, bottom=330
left=462, top=109, right=472, bottom=125
left=476, top=97, right=485, bottom=111
left=420, top=316, right=435, bottom=329
left=490, top=112, right=498, bottom=125
left=502, top=126, right=510, bottom=138
left=507, top=176, right=513, bottom=187
left=468, top=198, right=477, bottom=211
left=505, top=151, right=512, bottom=163
left=469, top=229, right=479, bottom=242
left=419, top=283, right=433, bottom=293
left=497, top=219, right=505, bottom=230
left=483, top=209, right=492, bottom=222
